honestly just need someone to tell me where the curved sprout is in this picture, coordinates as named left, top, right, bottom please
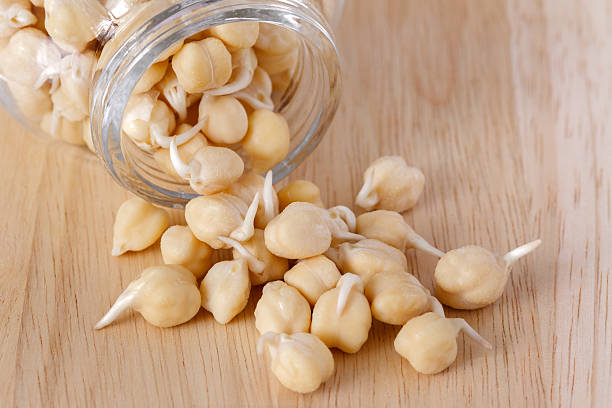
left=206, top=48, right=257, bottom=96
left=94, top=278, right=147, bottom=329
left=233, top=67, right=274, bottom=110
left=450, top=318, right=492, bottom=350
left=328, top=205, right=357, bottom=232
left=355, top=168, right=378, bottom=210
left=405, top=230, right=445, bottom=258
left=169, top=137, right=192, bottom=179
left=502, top=239, right=542, bottom=270
left=262, top=170, right=279, bottom=224
left=159, top=70, right=188, bottom=120
left=427, top=295, right=445, bottom=318
left=257, top=331, right=280, bottom=355
left=33, top=42, right=64, bottom=92
left=217, top=235, right=265, bottom=274
left=152, top=116, right=207, bottom=148
left=336, top=273, right=364, bottom=316
left=230, top=192, right=260, bottom=242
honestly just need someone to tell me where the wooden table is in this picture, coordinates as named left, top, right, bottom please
left=1, top=0, right=610, bottom=406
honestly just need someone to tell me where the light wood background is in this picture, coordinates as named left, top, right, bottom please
left=1, top=0, right=611, bottom=406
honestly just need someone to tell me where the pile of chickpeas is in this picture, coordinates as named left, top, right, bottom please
left=97, top=154, right=541, bottom=394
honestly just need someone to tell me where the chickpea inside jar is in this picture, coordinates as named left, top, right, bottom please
left=0, top=0, right=343, bottom=207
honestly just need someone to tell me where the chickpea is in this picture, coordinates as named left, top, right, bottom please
left=258, top=332, right=334, bottom=394
left=434, top=240, right=542, bottom=310
left=328, top=239, right=408, bottom=285
left=0, top=0, right=37, bottom=38
left=277, top=180, right=324, bottom=211
left=394, top=312, right=491, bottom=374
left=228, top=170, right=278, bottom=229
left=160, top=225, right=214, bottom=280
left=311, top=273, right=372, bottom=353
left=283, top=255, right=340, bottom=306
left=133, top=60, right=168, bottom=94
left=254, top=48, right=298, bottom=76
left=200, top=259, right=251, bottom=324
left=365, top=271, right=444, bottom=326
left=185, top=193, right=248, bottom=249
left=156, top=39, right=184, bottom=62
left=254, top=23, right=298, bottom=55
left=111, top=197, right=170, bottom=256
left=326, top=206, right=359, bottom=247
left=153, top=124, right=208, bottom=178
left=198, top=94, right=248, bottom=145
left=40, top=111, right=84, bottom=145
left=207, top=47, right=257, bottom=96
left=122, top=93, right=176, bottom=150
left=51, top=51, right=97, bottom=122
left=254, top=280, right=311, bottom=335
left=232, top=66, right=274, bottom=111
left=156, top=67, right=194, bottom=121
left=355, top=156, right=425, bottom=213
left=95, top=265, right=201, bottom=329
left=7, top=80, right=51, bottom=122
left=356, top=210, right=444, bottom=257
left=171, top=37, right=232, bottom=93
left=242, top=109, right=290, bottom=173
left=43, top=0, right=99, bottom=52
left=208, top=22, right=259, bottom=50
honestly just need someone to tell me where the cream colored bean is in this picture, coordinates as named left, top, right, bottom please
left=154, top=124, right=208, bottom=178
left=111, top=197, right=170, bottom=256
left=200, top=259, right=250, bottom=324
left=283, top=255, right=340, bottom=306
left=0, top=0, right=37, bottom=38
left=242, top=109, right=290, bottom=173
left=327, top=239, right=408, bottom=285
left=365, top=270, right=444, bottom=325
left=356, top=210, right=444, bottom=256
left=277, top=180, right=324, bottom=211
left=254, top=47, right=298, bottom=76
left=95, top=265, right=201, bottom=329
left=8, top=80, right=51, bottom=121
left=434, top=240, right=542, bottom=310
left=394, top=312, right=491, bottom=374
left=232, top=66, right=273, bottom=111
left=171, top=37, right=232, bottom=93
left=255, top=23, right=298, bottom=55
left=208, top=21, right=259, bottom=50
left=207, top=47, right=257, bottom=96
left=258, top=332, right=334, bottom=394
left=355, top=156, right=425, bottom=212
left=156, top=39, right=183, bottom=62
left=254, top=280, right=311, bottom=335
left=161, top=225, right=214, bottom=280
left=133, top=60, right=168, bottom=94
left=311, top=273, right=371, bottom=353
left=43, top=0, right=101, bottom=52
left=198, top=94, right=248, bottom=144
left=40, top=111, right=84, bottom=145
left=51, top=51, right=97, bottom=122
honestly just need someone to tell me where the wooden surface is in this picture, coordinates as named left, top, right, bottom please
left=1, top=0, right=611, bottom=406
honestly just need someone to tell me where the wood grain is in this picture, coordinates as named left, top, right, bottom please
left=1, top=0, right=610, bottom=406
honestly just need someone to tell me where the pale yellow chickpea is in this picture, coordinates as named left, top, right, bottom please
left=254, top=48, right=298, bottom=76
left=242, top=109, right=290, bottom=173
left=200, top=259, right=251, bottom=324
left=198, top=94, right=248, bottom=144
left=156, top=39, right=184, bottom=62
left=434, top=240, right=541, bottom=310
left=43, top=0, right=99, bottom=52
left=394, top=312, right=491, bottom=374
left=171, top=37, right=232, bottom=93
left=311, top=273, right=372, bottom=353
left=329, top=239, right=408, bottom=285
left=40, top=112, right=85, bottom=145
left=133, top=60, right=168, bottom=94
left=111, top=197, right=170, bottom=256
left=8, top=80, right=51, bottom=121
left=355, top=156, right=425, bottom=213
left=0, top=0, right=37, bottom=38
left=185, top=193, right=248, bottom=249
left=254, top=280, right=311, bottom=335
left=95, top=265, right=201, bottom=329
left=233, top=66, right=274, bottom=111
left=258, top=332, right=334, bottom=394
left=255, top=23, right=298, bottom=55
left=277, top=180, right=324, bottom=211
left=365, top=270, right=444, bottom=326
left=356, top=210, right=444, bottom=257
left=208, top=22, right=259, bottom=50
left=160, top=225, right=214, bottom=280
left=153, top=124, right=208, bottom=178
left=283, top=255, right=340, bottom=306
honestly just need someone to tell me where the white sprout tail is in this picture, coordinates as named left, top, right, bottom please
left=502, top=239, right=542, bottom=269
left=355, top=169, right=378, bottom=210
left=262, top=171, right=279, bottom=225
left=94, top=279, right=144, bottom=329
left=328, top=206, right=357, bottom=232
left=230, top=192, right=260, bottom=242
left=405, top=230, right=445, bottom=258
left=336, top=273, right=364, bottom=316
left=452, top=318, right=492, bottom=350
left=153, top=117, right=207, bottom=148
left=427, top=295, right=445, bottom=318
left=207, top=48, right=256, bottom=96
left=169, top=137, right=192, bottom=179
left=217, top=236, right=265, bottom=274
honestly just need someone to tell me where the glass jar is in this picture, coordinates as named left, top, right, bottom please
left=0, top=0, right=342, bottom=207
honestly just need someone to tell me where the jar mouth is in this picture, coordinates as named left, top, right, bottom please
left=91, top=0, right=341, bottom=208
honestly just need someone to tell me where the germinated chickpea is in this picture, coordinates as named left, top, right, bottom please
left=365, top=270, right=444, bottom=325
left=355, top=156, right=425, bottom=213
left=284, top=255, right=340, bottom=306
left=156, top=68, right=194, bottom=121
left=258, top=332, right=334, bottom=394
left=434, top=240, right=541, bottom=310
left=233, top=66, right=274, bottom=111
left=161, top=225, right=213, bottom=280
left=185, top=193, right=248, bottom=249
left=311, top=273, right=372, bottom=353
left=40, top=112, right=84, bottom=145
left=95, top=265, right=201, bottom=329
left=44, top=0, right=98, bottom=52
left=394, top=312, right=491, bottom=374
left=51, top=84, right=88, bottom=122
left=52, top=51, right=97, bottom=122
left=254, top=280, right=311, bottom=335
left=200, top=259, right=251, bottom=324
left=207, top=47, right=257, bottom=97
left=154, top=124, right=208, bottom=178
left=329, top=239, right=408, bottom=285
left=356, top=210, right=444, bottom=257
left=198, top=94, right=248, bottom=144
left=242, top=109, right=290, bottom=173
left=133, top=60, right=168, bottom=94
left=255, top=23, right=298, bottom=55
left=122, top=94, right=176, bottom=150
left=254, top=48, right=298, bottom=76
left=277, top=180, right=324, bottom=211
left=171, top=37, right=232, bottom=93
left=208, top=21, right=259, bottom=50
left=111, top=197, right=170, bottom=256
left=8, top=80, right=51, bottom=121
left=0, top=0, right=37, bottom=38
left=228, top=171, right=278, bottom=229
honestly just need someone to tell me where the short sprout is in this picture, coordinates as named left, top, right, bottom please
left=232, top=66, right=274, bottom=111
left=200, top=259, right=251, bottom=324
left=111, top=197, right=169, bottom=256
left=153, top=124, right=208, bottom=178
left=254, top=280, right=311, bottom=335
